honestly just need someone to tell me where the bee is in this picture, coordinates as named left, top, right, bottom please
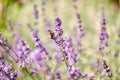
left=49, top=31, right=55, bottom=39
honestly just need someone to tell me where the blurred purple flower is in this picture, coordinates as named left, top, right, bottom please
left=41, top=0, right=46, bottom=12
left=54, top=18, right=62, bottom=27
left=68, top=66, right=81, bottom=79
left=52, top=17, right=65, bottom=51
left=0, top=61, right=17, bottom=80
left=33, top=5, right=39, bottom=19
left=56, top=69, right=62, bottom=79
left=30, top=48, right=43, bottom=63
left=65, top=36, right=77, bottom=65
left=89, top=75, right=95, bottom=80
left=76, top=25, right=84, bottom=53
left=16, top=40, right=31, bottom=67
left=53, top=52, right=62, bottom=62
left=98, top=10, right=109, bottom=51
left=6, top=19, right=13, bottom=30
left=31, top=30, right=48, bottom=55
left=102, top=59, right=112, bottom=78
left=114, top=51, right=119, bottom=57
left=0, top=39, right=3, bottom=46
left=82, top=73, right=88, bottom=79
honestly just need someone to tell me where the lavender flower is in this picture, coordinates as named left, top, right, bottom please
left=98, top=10, right=109, bottom=51
left=4, top=46, right=11, bottom=53
left=102, top=59, right=112, bottom=78
left=45, top=19, right=51, bottom=32
left=50, top=18, right=70, bottom=67
left=114, top=51, right=119, bottom=57
left=31, top=30, right=48, bottom=55
left=33, top=5, right=39, bottom=19
left=93, top=58, right=102, bottom=73
left=65, top=36, right=77, bottom=65
left=72, top=0, right=78, bottom=10
left=54, top=17, right=62, bottom=27
left=0, top=36, right=12, bottom=53
left=76, top=25, right=84, bottom=53
left=89, top=75, right=95, bottom=80
left=16, top=40, right=31, bottom=67
left=6, top=19, right=13, bottom=30
left=3, top=37, right=8, bottom=43
left=10, top=71, right=17, bottom=80
left=53, top=17, right=65, bottom=51
left=30, top=48, right=43, bottom=63
left=53, top=52, right=62, bottom=62
left=68, top=66, right=81, bottom=79
left=41, top=0, right=46, bottom=13
left=0, top=61, right=17, bottom=80
left=72, top=0, right=84, bottom=53
left=56, top=69, right=62, bottom=80
left=0, top=39, right=3, bottom=46
left=51, top=18, right=82, bottom=79
left=82, top=73, right=88, bottom=79
left=17, top=40, right=26, bottom=58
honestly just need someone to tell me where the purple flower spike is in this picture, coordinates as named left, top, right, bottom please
left=76, top=25, right=84, bottom=53
left=17, top=40, right=31, bottom=58
left=31, top=30, right=48, bottom=55
left=56, top=69, right=62, bottom=79
left=52, top=17, right=65, bottom=51
left=6, top=19, right=13, bottom=30
left=33, top=5, right=39, bottom=19
left=98, top=9, right=109, bottom=51
left=73, top=2, right=84, bottom=54
left=41, top=0, right=46, bottom=12
left=77, top=25, right=84, bottom=31
left=54, top=18, right=62, bottom=27
left=65, top=36, right=77, bottom=65
left=68, top=66, right=81, bottom=79
left=102, top=59, right=112, bottom=78
left=0, top=61, right=17, bottom=80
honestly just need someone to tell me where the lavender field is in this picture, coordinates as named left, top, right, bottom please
left=0, top=0, right=120, bottom=80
